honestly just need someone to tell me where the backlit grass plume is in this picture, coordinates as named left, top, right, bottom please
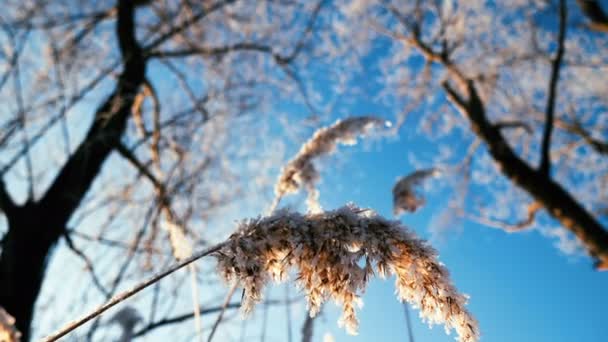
left=216, top=205, right=479, bottom=342
left=0, top=307, right=20, bottom=342
left=393, top=168, right=441, bottom=215
left=42, top=205, right=478, bottom=342
left=272, top=117, right=388, bottom=213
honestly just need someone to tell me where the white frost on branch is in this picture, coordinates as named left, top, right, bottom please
left=0, top=307, right=21, bottom=342
left=273, top=116, right=389, bottom=213
left=393, top=168, right=441, bottom=215
left=216, top=205, right=478, bottom=342
left=162, top=221, right=193, bottom=261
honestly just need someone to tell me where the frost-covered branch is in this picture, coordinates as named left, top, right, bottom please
left=577, top=0, right=608, bottom=32
left=389, top=8, right=608, bottom=270
left=539, top=0, right=567, bottom=175
left=468, top=202, right=542, bottom=232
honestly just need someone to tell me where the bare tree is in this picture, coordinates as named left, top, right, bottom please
left=1, top=0, right=606, bottom=341
left=0, top=0, right=331, bottom=340
left=336, top=0, right=608, bottom=266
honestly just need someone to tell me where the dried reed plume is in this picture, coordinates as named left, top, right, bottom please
left=393, top=168, right=441, bottom=215
left=0, top=307, right=21, bottom=342
left=272, top=117, right=388, bottom=213
left=216, top=204, right=478, bottom=342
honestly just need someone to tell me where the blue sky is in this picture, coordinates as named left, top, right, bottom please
left=305, top=136, right=608, bottom=342
left=259, top=44, right=608, bottom=339
left=14, top=3, right=607, bottom=341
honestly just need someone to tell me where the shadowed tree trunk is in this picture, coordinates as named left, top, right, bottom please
left=0, top=1, right=145, bottom=340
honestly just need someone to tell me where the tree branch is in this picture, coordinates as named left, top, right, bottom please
left=301, top=314, right=315, bottom=342
left=577, top=0, right=608, bottom=32
left=132, top=297, right=291, bottom=339
left=67, top=229, right=164, bottom=255
left=143, top=0, right=237, bottom=52
left=133, top=303, right=242, bottom=338
left=468, top=202, right=542, bottom=232
left=63, top=231, right=110, bottom=297
left=0, top=2, right=147, bottom=340
left=494, top=120, right=533, bottom=134
left=444, top=79, right=608, bottom=269
left=396, top=14, right=608, bottom=269
left=561, top=120, right=608, bottom=155
left=539, top=0, right=567, bottom=175
left=41, top=242, right=227, bottom=342
left=148, top=0, right=326, bottom=65
left=207, top=282, right=238, bottom=342
left=37, top=0, right=146, bottom=228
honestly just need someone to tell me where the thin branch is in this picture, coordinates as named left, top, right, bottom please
left=285, top=286, right=293, bottom=342
left=278, top=0, right=326, bottom=65
left=147, top=0, right=325, bottom=65
left=41, top=241, right=227, bottom=342
left=0, top=60, right=121, bottom=177
left=560, top=120, right=608, bottom=155
left=143, top=0, right=237, bottom=52
left=134, top=303, right=241, bottom=338
left=301, top=314, right=315, bottom=342
left=260, top=288, right=269, bottom=342
left=539, top=0, right=567, bottom=175
left=116, top=143, right=164, bottom=190
left=56, top=7, right=118, bottom=58
left=84, top=205, right=158, bottom=341
left=63, top=231, right=110, bottom=297
left=149, top=42, right=275, bottom=60
left=0, top=22, right=29, bottom=95
left=403, top=303, right=415, bottom=342
left=133, top=298, right=292, bottom=338
left=207, top=282, right=238, bottom=342
left=6, top=8, right=115, bottom=29
left=494, top=120, right=533, bottom=134
left=67, top=229, right=164, bottom=255
left=467, top=202, right=543, bottom=232
left=8, top=27, right=34, bottom=199
left=190, top=264, right=204, bottom=342
left=49, top=40, right=72, bottom=157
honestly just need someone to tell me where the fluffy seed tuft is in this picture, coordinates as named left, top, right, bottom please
left=216, top=205, right=478, bottom=342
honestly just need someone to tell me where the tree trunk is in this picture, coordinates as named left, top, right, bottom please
left=0, top=2, right=145, bottom=340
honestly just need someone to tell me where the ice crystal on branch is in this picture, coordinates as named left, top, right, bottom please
left=216, top=205, right=478, bottom=342
left=273, top=116, right=388, bottom=212
left=393, top=168, right=441, bottom=215
left=0, top=307, right=21, bottom=342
